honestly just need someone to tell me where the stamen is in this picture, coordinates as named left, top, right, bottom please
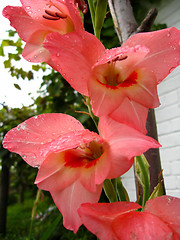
left=112, top=55, right=128, bottom=62
left=45, top=9, right=58, bottom=17
left=55, top=12, right=67, bottom=19
left=43, top=10, right=67, bottom=21
left=43, top=15, right=60, bottom=20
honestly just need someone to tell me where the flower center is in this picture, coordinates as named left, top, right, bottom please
left=96, top=55, right=138, bottom=88
left=64, top=141, right=105, bottom=168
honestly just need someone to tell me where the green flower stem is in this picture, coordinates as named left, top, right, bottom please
left=28, top=189, right=42, bottom=240
left=103, top=179, right=118, bottom=203
left=85, top=96, right=98, bottom=130
left=136, top=155, right=150, bottom=208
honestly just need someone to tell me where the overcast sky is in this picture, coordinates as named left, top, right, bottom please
left=0, top=0, right=42, bottom=109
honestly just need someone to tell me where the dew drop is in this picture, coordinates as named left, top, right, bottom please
left=34, top=165, right=40, bottom=168
left=169, top=66, right=176, bottom=73
left=56, top=53, right=60, bottom=57
left=167, top=32, right=171, bottom=37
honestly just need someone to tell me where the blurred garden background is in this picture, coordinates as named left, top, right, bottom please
left=0, top=0, right=180, bottom=239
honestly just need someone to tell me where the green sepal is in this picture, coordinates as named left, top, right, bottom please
left=87, top=0, right=96, bottom=30
left=103, top=179, right=118, bottom=203
left=149, top=171, right=164, bottom=200
left=135, top=154, right=150, bottom=208
left=116, top=177, right=130, bottom=202
left=94, top=0, right=108, bottom=39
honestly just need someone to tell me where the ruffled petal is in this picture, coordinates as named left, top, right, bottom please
left=3, top=113, right=84, bottom=167
left=78, top=202, right=140, bottom=240
left=2, top=6, right=46, bottom=42
left=50, top=181, right=102, bottom=233
left=112, top=211, right=174, bottom=240
left=123, top=27, right=180, bottom=83
left=35, top=152, right=80, bottom=191
left=98, top=117, right=160, bottom=178
left=79, top=145, right=111, bottom=191
left=122, top=68, right=160, bottom=108
left=20, top=0, right=82, bottom=32
left=88, top=76, right=125, bottom=116
left=98, top=116, right=160, bottom=158
left=144, top=196, right=180, bottom=238
left=89, top=45, right=150, bottom=116
left=44, top=30, right=105, bottom=95
left=109, top=97, right=148, bottom=134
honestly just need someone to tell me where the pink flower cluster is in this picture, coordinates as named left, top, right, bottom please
left=2, top=0, right=180, bottom=238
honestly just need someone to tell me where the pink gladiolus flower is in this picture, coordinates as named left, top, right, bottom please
left=2, top=0, right=83, bottom=67
left=3, top=113, right=160, bottom=232
left=78, top=195, right=180, bottom=240
left=44, top=27, right=180, bottom=132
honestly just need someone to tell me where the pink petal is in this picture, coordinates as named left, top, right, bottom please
left=3, top=113, right=84, bottom=167
left=107, top=155, right=134, bottom=179
left=144, top=196, right=180, bottom=238
left=35, top=137, right=107, bottom=193
left=79, top=145, right=111, bottom=191
left=89, top=45, right=150, bottom=116
left=88, top=76, right=125, bottom=116
left=44, top=31, right=105, bottom=95
left=123, top=27, right=180, bottom=83
left=35, top=152, right=80, bottom=191
left=122, top=68, right=160, bottom=108
left=109, top=98, right=148, bottom=134
left=78, top=202, right=140, bottom=240
left=2, top=6, right=46, bottom=42
left=112, top=211, right=174, bottom=240
left=22, top=36, right=51, bottom=63
left=2, top=6, right=57, bottom=64
left=93, top=45, right=149, bottom=76
left=50, top=181, right=102, bottom=233
left=21, top=0, right=83, bottom=32
left=98, top=117, right=160, bottom=178
left=99, top=116, right=160, bottom=158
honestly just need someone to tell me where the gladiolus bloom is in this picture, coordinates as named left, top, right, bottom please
left=2, top=0, right=83, bottom=67
left=44, top=27, right=180, bottom=132
left=78, top=196, right=180, bottom=240
left=3, top=113, right=159, bottom=232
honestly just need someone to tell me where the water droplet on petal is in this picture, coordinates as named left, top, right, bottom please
left=56, top=53, right=60, bottom=57
left=169, top=66, right=176, bottom=73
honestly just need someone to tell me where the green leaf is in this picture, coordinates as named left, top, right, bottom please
left=116, top=177, right=130, bottom=202
left=14, top=83, right=21, bottom=90
left=135, top=154, right=150, bottom=208
left=4, top=59, right=11, bottom=68
left=39, top=215, right=62, bottom=240
left=103, top=179, right=118, bottom=203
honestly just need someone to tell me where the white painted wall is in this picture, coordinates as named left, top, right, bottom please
left=121, top=0, right=180, bottom=201
left=155, top=0, right=180, bottom=198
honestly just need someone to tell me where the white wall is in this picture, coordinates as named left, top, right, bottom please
left=121, top=0, right=180, bottom=201
left=155, top=0, right=180, bottom=198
